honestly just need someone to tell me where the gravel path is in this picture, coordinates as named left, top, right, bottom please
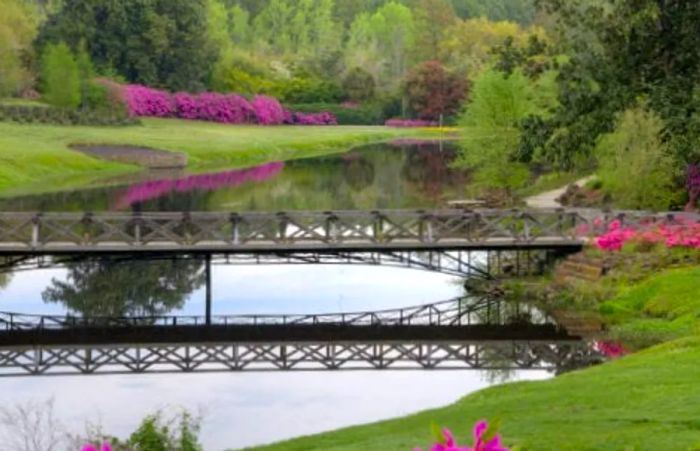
left=525, top=176, right=594, bottom=209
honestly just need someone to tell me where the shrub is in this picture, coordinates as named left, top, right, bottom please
left=596, top=107, right=677, bottom=210
left=289, top=112, right=337, bottom=125
left=0, top=104, right=137, bottom=126
left=195, top=92, right=253, bottom=123
left=277, top=77, right=344, bottom=103
left=385, top=118, right=438, bottom=128
left=124, top=85, right=173, bottom=118
left=172, top=92, right=199, bottom=120
left=404, top=60, right=468, bottom=120
left=343, top=67, right=376, bottom=102
left=287, top=103, right=382, bottom=125
left=251, top=95, right=286, bottom=125
left=40, top=42, right=81, bottom=108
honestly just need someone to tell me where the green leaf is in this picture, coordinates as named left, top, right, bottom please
left=431, top=422, right=446, bottom=444
left=482, top=417, right=502, bottom=443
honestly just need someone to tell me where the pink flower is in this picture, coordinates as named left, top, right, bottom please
left=82, top=443, right=112, bottom=451
left=415, top=421, right=509, bottom=451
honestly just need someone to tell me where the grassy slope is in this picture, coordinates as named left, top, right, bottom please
left=249, top=338, right=700, bottom=451
left=601, top=266, right=700, bottom=345
left=248, top=268, right=700, bottom=451
left=0, top=119, right=436, bottom=196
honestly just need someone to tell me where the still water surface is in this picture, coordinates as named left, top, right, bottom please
left=0, top=142, right=551, bottom=450
left=0, top=141, right=469, bottom=212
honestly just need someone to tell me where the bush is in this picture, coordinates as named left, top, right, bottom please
left=343, top=67, right=376, bottom=102
left=404, top=60, right=468, bottom=120
left=0, top=104, right=137, bottom=126
left=286, top=103, right=383, bottom=125
left=40, top=42, right=81, bottom=108
left=277, top=77, right=344, bottom=104
left=596, top=107, right=677, bottom=210
left=251, top=95, right=286, bottom=125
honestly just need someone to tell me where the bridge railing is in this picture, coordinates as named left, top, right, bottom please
left=0, top=296, right=546, bottom=332
left=0, top=209, right=694, bottom=250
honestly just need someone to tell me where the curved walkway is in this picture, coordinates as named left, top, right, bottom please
left=526, top=177, right=594, bottom=209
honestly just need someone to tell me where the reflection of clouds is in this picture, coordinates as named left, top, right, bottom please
left=0, top=370, right=550, bottom=450
left=1, top=265, right=462, bottom=316
left=115, top=162, right=285, bottom=209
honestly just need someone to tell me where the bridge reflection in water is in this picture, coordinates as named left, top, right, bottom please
left=0, top=228, right=606, bottom=376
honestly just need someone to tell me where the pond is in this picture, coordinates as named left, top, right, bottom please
left=0, top=141, right=469, bottom=212
left=0, top=257, right=552, bottom=450
left=0, top=141, right=555, bottom=450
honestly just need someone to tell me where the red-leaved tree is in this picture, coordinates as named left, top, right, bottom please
left=403, top=60, right=468, bottom=121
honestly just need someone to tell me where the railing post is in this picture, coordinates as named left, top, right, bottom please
left=419, top=212, right=434, bottom=243
left=31, top=214, right=41, bottom=248
left=81, top=212, right=93, bottom=245
left=324, top=212, right=338, bottom=243
left=230, top=213, right=240, bottom=245
left=371, top=211, right=384, bottom=243
left=133, top=212, right=142, bottom=245
left=181, top=212, right=192, bottom=245
left=277, top=212, right=288, bottom=243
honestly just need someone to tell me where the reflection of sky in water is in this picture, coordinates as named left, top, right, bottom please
left=0, top=265, right=549, bottom=450
left=0, top=265, right=464, bottom=315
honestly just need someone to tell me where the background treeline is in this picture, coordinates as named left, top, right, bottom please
left=0, top=0, right=540, bottom=122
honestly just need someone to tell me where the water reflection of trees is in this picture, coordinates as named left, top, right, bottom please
left=42, top=258, right=205, bottom=318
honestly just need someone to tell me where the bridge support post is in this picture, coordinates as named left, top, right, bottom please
left=205, top=254, right=212, bottom=326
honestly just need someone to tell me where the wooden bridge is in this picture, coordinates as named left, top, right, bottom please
left=0, top=208, right=691, bottom=254
left=0, top=297, right=599, bottom=376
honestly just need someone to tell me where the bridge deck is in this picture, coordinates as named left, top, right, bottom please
left=0, top=208, right=684, bottom=254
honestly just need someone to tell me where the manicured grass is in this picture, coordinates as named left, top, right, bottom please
left=600, top=266, right=700, bottom=347
left=0, top=119, right=436, bottom=196
left=247, top=338, right=700, bottom=451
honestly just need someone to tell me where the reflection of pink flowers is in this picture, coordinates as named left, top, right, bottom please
left=596, top=342, right=627, bottom=359
left=115, top=162, right=284, bottom=208
left=415, top=421, right=509, bottom=451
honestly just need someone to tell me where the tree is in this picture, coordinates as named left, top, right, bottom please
left=42, top=258, right=205, bottom=318
left=0, top=0, right=40, bottom=97
left=36, top=0, right=217, bottom=91
left=40, top=42, right=80, bottom=108
left=343, top=67, right=376, bottom=101
left=403, top=60, right=467, bottom=120
left=413, top=0, right=457, bottom=62
left=522, top=0, right=700, bottom=168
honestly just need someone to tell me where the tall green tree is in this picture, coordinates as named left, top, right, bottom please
left=36, top=0, right=217, bottom=91
left=40, top=41, right=80, bottom=107
left=413, top=0, right=457, bottom=62
left=0, top=0, right=40, bottom=97
left=521, top=0, right=700, bottom=168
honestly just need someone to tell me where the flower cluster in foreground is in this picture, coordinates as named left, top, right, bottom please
left=82, top=443, right=112, bottom=451
left=580, top=217, right=700, bottom=251
left=415, top=420, right=509, bottom=451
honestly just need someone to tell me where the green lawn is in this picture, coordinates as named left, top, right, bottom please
left=247, top=338, right=700, bottom=451
left=0, top=119, right=437, bottom=196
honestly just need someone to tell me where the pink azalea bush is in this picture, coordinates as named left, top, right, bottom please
left=123, top=85, right=173, bottom=117
left=595, top=341, right=627, bottom=359
left=120, top=83, right=336, bottom=126
left=415, top=420, right=509, bottom=451
left=386, top=118, right=439, bottom=128
left=589, top=216, right=700, bottom=251
left=252, top=95, right=287, bottom=125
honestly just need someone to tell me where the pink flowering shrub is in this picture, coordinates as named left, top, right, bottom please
left=415, top=420, right=509, bottom=451
left=252, top=95, right=286, bottom=125
left=292, top=111, right=337, bottom=125
left=123, top=85, right=173, bottom=117
left=121, top=83, right=336, bottom=126
left=595, top=341, right=627, bottom=359
left=172, top=92, right=199, bottom=120
left=386, top=118, right=439, bottom=128
left=590, top=216, right=700, bottom=251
